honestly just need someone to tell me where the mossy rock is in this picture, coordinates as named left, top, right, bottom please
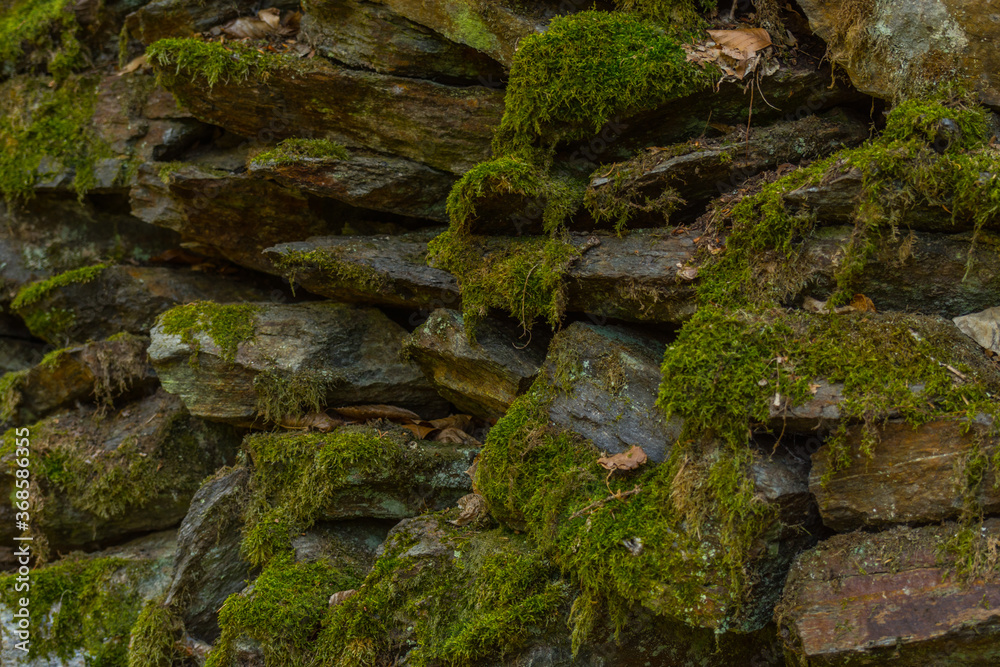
left=0, top=389, right=240, bottom=553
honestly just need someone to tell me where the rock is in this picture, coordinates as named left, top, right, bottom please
left=148, top=301, right=450, bottom=426
left=778, top=520, right=1000, bottom=665
left=810, top=417, right=1000, bottom=531
left=796, top=0, right=1000, bottom=105
left=124, top=0, right=300, bottom=45
left=0, top=389, right=240, bottom=552
left=153, top=54, right=504, bottom=174
left=300, top=0, right=505, bottom=81
left=954, top=306, right=1000, bottom=355
left=265, top=231, right=460, bottom=311
left=403, top=309, right=548, bottom=420
left=0, top=333, right=156, bottom=426
left=537, top=321, right=681, bottom=463
left=11, top=264, right=278, bottom=345
left=0, top=530, right=177, bottom=667
left=587, top=112, right=870, bottom=227
left=164, top=467, right=257, bottom=643
left=247, top=148, right=455, bottom=222
left=0, top=196, right=180, bottom=305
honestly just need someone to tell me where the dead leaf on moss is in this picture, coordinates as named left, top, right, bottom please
left=328, top=589, right=357, bottom=607
left=434, top=427, right=481, bottom=446
left=804, top=294, right=876, bottom=315
left=850, top=293, right=877, bottom=312
left=401, top=423, right=437, bottom=439
left=685, top=28, right=774, bottom=80
left=278, top=412, right=342, bottom=432
left=597, top=446, right=648, bottom=471
left=332, top=404, right=421, bottom=423
left=430, top=414, right=474, bottom=431
left=706, top=29, right=772, bottom=58
left=117, top=54, right=148, bottom=75
left=449, top=493, right=489, bottom=526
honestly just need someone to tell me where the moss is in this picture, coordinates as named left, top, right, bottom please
left=0, top=75, right=110, bottom=202
left=427, top=229, right=580, bottom=334
left=249, top=138, right=349, bottom=168
left=146, top=38, right=289, bottom=89
left=699, top=91, right=1000, bottom=308
left=21, top=307, right=75, bottom=344
left=253, top=368, right=332, bottom=424
left=475, top=381, right=772, bottom=641
left=492, top=11, right=712, bottom=156
left=11, top=263, right=107, bottom=311
left=316, top=524, right=568, bottom=666
left=614, top=0, right=717, bottom=24
left=159, top=301, right=262, bottom=364
left=0, top=0, right=83, bottom=79
left=239, top=426, right=404, bottom=566
left=206, top=552, right=357, bottom=667
left=272, top=246, right=388, bottom=297
left=0, top=369, right=28, bottom=422
left=584, top=159, right=685, bottom=234
left=86, top=332, right=149, bottom=409
left=0, top=556, right=152, bottom=665
left=127, top=601, right=183, bottom=667
left=445, top=156, right=583, bottom=235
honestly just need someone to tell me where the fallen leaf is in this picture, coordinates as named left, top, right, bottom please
left=258, top=7, right=281, bottom=30
left=850, top=293, right=877, bottom=313
left=220, top=16, right=273, bottom=39
left=401, top=423, right=437, bottom=439
left=706, top=28, right=772, bottom=58
left=332, top=404, right=421, bottom=423
left=117, top=54, right=148, bottom=75
left=329, top=590, right=357, bottom=607
left=449, top=493, right=489, bottom=526
left=433, top=427, right=481, bottom=446
left=597, top=446, right=648, bottom=472
left=278, top=412, right=343, bottom=432
left=429, top=414, right=473, bottom=432
left=677, top=266, right=699, bottom=281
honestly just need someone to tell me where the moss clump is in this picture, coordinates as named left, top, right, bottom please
left=207, top=553, right=358, bottom=667
left=0, top=75, right=109, bottom=202
left=253, top=368, right=332, bottom=423
left=614, top=0, right=717, bottom=24
left=658, top=307, right=1000, bottom=482
left=492, top=11, right=711, bottom=156
left=0, top=369, right=28, bottom=423
left=159, top=301, right=262, bottom=363
left=475, top=380, right=773, bottom=641
left=0, top=0, right=83, bottom=80
left=317, top=524, right=568, bottom=666
left=0, top=556, right=151, bottom=665
left=250, top=138, right=349, bottom=167
left=239, top=426, right=404, bottom=566
left=146, top=38, right=288, bottom=89
left=272, top=246, right=388, bottom=297
left=700, top=92, right=999, bottom=308
left=11, top=263, right=107, bottom=311
left=445, top=156, right=583, bottom=235
left=127, top=601, right=183, bottom=667
left=584, top=159, right=685, bottom=234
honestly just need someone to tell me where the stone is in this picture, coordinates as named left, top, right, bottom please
left=148, top=301, right=450, bottom=426
left=810, top=417, right=1000, bottom=531
left=778, top=520, right=1000, bottom=665
left=300, top=0, right=505, bottom=81
left=954, top=306, right=1000, bottom=355
left=247, top=148, right=455, bottom=222
left=403, top=309, right=548, bottom=420
left=154, top=57, right=504, bottom=174
left=0, top=333, right=156, bottom=426
left=0, top=389, right=240, bottom=552
left=11, top=264, right=278, bottom=345
left=796, top=0, right=1000, bottom=105
left=124, top=0, right=300, bottom=45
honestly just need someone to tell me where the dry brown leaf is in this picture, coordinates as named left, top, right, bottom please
left=332, top=404, right=421, bottom=423
left=429, top=414, right=473, bottom=431
left=117, top=54, right=148, bottom=75
left=597, top=446, right=648, bottom=472
left=433, top=427, right=481, bottom=446
left=258, top=7, right=281, bottom=29
left=220, top=17, right=273, bottom=40
left=401, top=423, right=438, bottom=439
left=278, top=412, right=343, bottom=432
left=850, top=294, right=877, bottom=312
left=329, top=590, right=357, bottom=607
left=706, top=28, right=772, bottom=58
left=449, top=493, right=489, bottom=527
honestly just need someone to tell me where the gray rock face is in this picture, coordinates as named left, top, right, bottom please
left=797, top=0, right=1000, bottom=105
left=404, top=309, right=548, bottom=420
left=149, top=301, right=451, bottom=425
left=955, top=305, right=1000, bottom=354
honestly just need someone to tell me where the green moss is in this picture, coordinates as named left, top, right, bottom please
left=239, top=426, right=404, bottom=566
left=11, top=263, right=108, bottom=311
left=272, top=246, right=388, bottom=297
left=207, top=552, right=357, bottom=667
left=614, top=0, right=717, bottom=24
left=0, top=556, right=152, bottom=664
left=0, top=369, right=28, bottom=422
left=445, top=156, right=583, bottom=235
left=492, top=11, right=712, bottom=156
left=316, top=525, right=568, bottom=666
left=427, top=229, right=580, bottom=334
left=700, top=92, right=999, bottom=308
left=127, top=601, right=182, bottom=667
left=159, top=301, right=262, bottom=364
left=584, top=158, right=685, bottom=233
left=0, top=75, right=110, bottom=202
left=146, top=38, right=289, bottom=89
left=253, top=368, right=332, bottom=423
left=0, top=0, right=83, bottom=79
left=21, top=307, right=75, bottom=344
left=249, top=138, right=349, bottom=168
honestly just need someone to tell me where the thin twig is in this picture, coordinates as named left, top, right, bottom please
left=569, top=485, right=642, bottom=521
